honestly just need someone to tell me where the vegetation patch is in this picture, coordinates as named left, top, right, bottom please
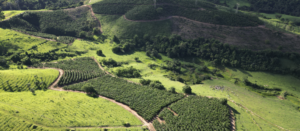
left=0, top=69, right=58, bottom=92
left=63, top=75, right=184, bottom=121
left=154, top=96, right=231, bottom=130
left=0, top=90, right=143, bottom=127
left=0, top=0, right=84, bottom=10
left=34, top=57, right=105, bottom=86
left=0, top=6, right=98, bottom=38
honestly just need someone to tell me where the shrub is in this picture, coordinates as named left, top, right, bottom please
left=113, top=35, right=120, bottom=43
left=116, top=66, right=141, bottom=78
left=169, top=87, right=176, bottom=93
left=81, top=83, right=96, bottom=93
left=182, top=85, right=192, bottom=94
left=219, top=98, right=227, bottom=105
left=96, top=49, right=103, bottom=56
left=149, top=81, right=165, bottom=90
left=140, top=79, right=152, bottom=85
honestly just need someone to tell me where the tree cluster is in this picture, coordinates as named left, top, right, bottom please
left=130, top=35, right=300, bottom=78
left=115, top=66, right=141, bottom=78
left=246, top=0, right=300, bottom=17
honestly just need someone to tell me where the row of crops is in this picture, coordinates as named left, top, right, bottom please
left=0, top=91, right=142, bottom=127
left=153, top=96, right=231, bottom=131
left=0, top=110, right=59, bottom=131
left=63, top=75, right=185, bottom=121
left=0, top=69, right=59, bottom=92
left=58, top=70, right=103, bottom=86
left=34, top=57, right=105, bottom=86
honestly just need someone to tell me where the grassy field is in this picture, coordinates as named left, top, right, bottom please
left=0, top=69, right=59, bottom=92
left=3, top=10, right=25, bottom=20
left=95, top=14, right=172, bottom=38
left=0, top=90, right=143, bottom=127
left=0, top=28, right=66, bottom=53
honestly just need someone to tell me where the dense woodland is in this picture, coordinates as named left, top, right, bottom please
left=64, top=75, right=184, bottom=121
left=154, top=96, right=230, bottom=131
left=116, top=35, right=300, bottom=79
left=247, top=0, right=300, bottom=17
left=34, top=57, right=105, bottom=86
left=0, top=0, right=84, bottom=10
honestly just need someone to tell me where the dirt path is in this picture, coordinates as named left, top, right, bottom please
left=167, top=107, right=178, bottom=116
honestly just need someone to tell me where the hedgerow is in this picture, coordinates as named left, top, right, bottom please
left=1, top=6, right=97, bottom=38
left=34, top=57, right=105, bottom=86
left=154, top=96, right=231, bottom=131
left=63, top=75, right=184, bottom=121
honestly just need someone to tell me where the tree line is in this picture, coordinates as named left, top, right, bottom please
left=116, top=34, right=300, bottom=78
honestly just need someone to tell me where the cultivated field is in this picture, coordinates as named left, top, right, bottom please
left=0, top=69, right=59, bottom=92
left=0, top=90, right=143, bottom=127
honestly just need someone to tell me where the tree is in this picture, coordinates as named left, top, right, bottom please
left=81, top=83, right=97, bottom=97
left=182, top=85, right=192, bottom=94
left=0, top=8, right=5, bottom=21
left=140, top=79, right=152, bottom=85
left=113, top=35, right=120, bottom=43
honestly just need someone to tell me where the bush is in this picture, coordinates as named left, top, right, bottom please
left=113, top=35, right=120, bottom=43
left=169, top=87, right=176, bottom=93
left=97, top=49, right=103, bottom=56
left=219, top=98, right=227, bottom=105
left=116, top=66, right=141, bottom=78
left=140, top=79, right=152, bottom=85
left=81, top=83, right=96, bottom=93
left=149, top=81, right=165, bottom=90
left=182, top=85, right=192, bottom=94
left=102, top=58, right=118, bottom=67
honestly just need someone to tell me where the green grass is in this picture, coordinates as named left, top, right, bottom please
left=0, top=90, right=143, bottom=127
left=0, top=69, right=59, bottom=92
left=95, top=14, right=172, bottom=38
left=3, top=10, right=25, bottom=20
left=0, top=28, right=64, bottom=53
